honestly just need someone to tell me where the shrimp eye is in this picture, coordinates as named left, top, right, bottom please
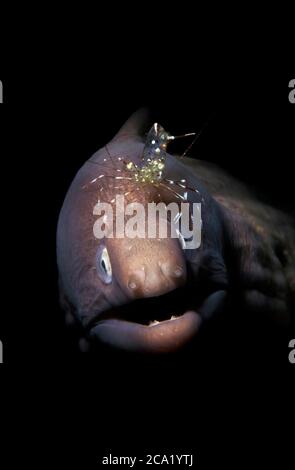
left=96, top=245, right=112, bottom=284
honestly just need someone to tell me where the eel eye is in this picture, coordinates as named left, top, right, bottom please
left=96, top=245, right=112, bottom=284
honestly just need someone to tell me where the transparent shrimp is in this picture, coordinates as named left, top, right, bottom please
left=83, top=122, right=203, bottom=202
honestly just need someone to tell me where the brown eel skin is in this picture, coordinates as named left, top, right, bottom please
left=56, top=110, right=295, bottom=354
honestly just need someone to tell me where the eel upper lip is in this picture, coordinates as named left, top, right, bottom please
left=87, top=287, right=227, bottom=353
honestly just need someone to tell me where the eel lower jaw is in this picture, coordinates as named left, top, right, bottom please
left=90, top=290, right=227, bottom=354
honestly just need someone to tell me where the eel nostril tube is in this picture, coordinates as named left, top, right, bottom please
left=128, top=280, right=137, bottom=290
left=159, top=261, right=185, bottom=280
left=173, top=267, right=184, bottom=278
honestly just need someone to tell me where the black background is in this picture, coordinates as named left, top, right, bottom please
left=0, top=13, right=294, bottom=469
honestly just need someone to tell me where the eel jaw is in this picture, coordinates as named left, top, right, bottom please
left=90, top=290, right=227, bottom=354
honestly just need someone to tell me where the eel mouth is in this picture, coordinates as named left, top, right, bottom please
left=89, top=287, right=227, bottom=354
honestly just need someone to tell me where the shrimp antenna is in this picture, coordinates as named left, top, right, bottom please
left=180, top=114, right=214, bottom=159
left=167, top=132, right=196, bottom=141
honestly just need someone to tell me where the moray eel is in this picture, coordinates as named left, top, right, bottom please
left=56, top=110, right=295, bottom=354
